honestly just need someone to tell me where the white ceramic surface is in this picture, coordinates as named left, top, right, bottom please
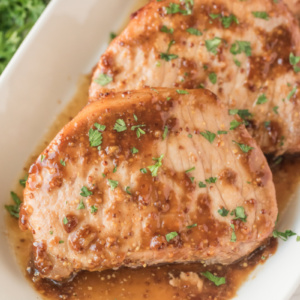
left=0, top=0, right=300, bottom=299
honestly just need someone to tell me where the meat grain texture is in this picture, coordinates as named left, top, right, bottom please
left=20, top=89, right=277, bottom=280
left=90, top=0, right=300, bottom=155
left=285, top=0, right=300, bottom=18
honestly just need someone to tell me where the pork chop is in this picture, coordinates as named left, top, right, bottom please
left=90, top=0, right=300, bottom=155
left=285, top=0, right=300, bottom=18
left=20, top=88, right=277, bottom=281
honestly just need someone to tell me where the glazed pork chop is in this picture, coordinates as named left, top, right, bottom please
left=20, top=88, right=277, bottom=281
left=285, top=0, right=300, bottom=18
left=90, top=0, right=300, bottom=155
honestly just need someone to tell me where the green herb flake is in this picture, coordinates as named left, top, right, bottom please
left=186, top=27, right=202, bottom=36
left=91, top=205, right=98, bottom=214
left=232, top=140, right=254, bottom=153
left=217, top=130, right=228, bottom=135
left=148, top=154, right=164, bottom=176
left=131, top=124, right=146, bottom=138
left=80, top=186, right=93, bottom=197
left=114, top=119, right=127, bottom=132
left=200, top=130, right=216, bottom=143
left=208, top=72, right=217, bottom=84
left=60, top=159, right=66, bottom=166
left=63, top=217, right=68, bottom=225
left=161, top=25, right=174, bottom=34
left=228, top=109, right=252, bottom=120
left=188, top=134, right=193, bottom=138
left=140, top=168, right=148, bottom=174
left=205, top=37, right=222, bottom=55
left=273, top=229, right=296, bottom=241
left=5, top=191, right=22, bottom=218
left=205, top=177, right=217, bottom=184
left=162, top=126, right=169, bottom=140
left=77, top=200, right=85, bottom=210
left=221, top=14, right=239, bottom=28
left=131, top=147, right=139, bottom=154
left=19, top=174, right=28, bottom=187
left=113, top=166, right=117, bottom=173
left=49, top=231, right=53, bottom=235
left=256, top=94, right=268, bottom=105
left=165, top=231, right=178, bottom=242
left=218, top=207, right=229, bottom=217
left=230, top=120, right=242, bottom=130
left=185, top=167, right=195, bottom=173
left=41, top=155, right=45, bottom=162
left=252, top=11, right=269, bottom=20
left=230, top=223, right=236, bottom=242
left=94, top=73, right=113, bottom=86
left=94, top=123, right=106, bottom=131
left=201, top=271, right=226, bottom=286
left=232, top=206, right=247, bottom=222
left=176, top=89, right=189, bottom=94
left=59, top=240, right=64, bottom=244
left=160, top=53, right=178, bottom=61
left=297, top=236, right=300, bottom=242
left=108, top=179, right=119, bottom=190
left=234, top=58, right=241, bottom=67
left=230, top=40, right=252, bottom=57
left=198, top=181, right=207, bottom=188
left=89, top=128, right=102, bottom=147
left=125, top=186, right=131, bottom=195
left=187, top=223, right=197, bottom=229
left=287, top=87, right=297, bottom=101
left=273, top=106, right=279, bottom=114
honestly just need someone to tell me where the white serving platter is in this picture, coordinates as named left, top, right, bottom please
left=0, top=0, right=300, bottom=299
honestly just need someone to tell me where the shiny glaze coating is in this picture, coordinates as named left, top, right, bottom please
left=90, top=0, right=300, bottom=155
left=20, top=88, right=277, bottom=281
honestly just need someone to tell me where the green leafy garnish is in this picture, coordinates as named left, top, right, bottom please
left=19, top=174, right=28, bottom=187
left=230, top=120, right=242, bottom=130
left=108, top=179, right=118, bottom=190
left=205, top=177, right=217, bottom=184
left=131, top=124, right=146, bottom=138
left=230, top=224, right=237, bottom=242
left=198, top=181, right=206, bottom=188
left=200, top=130, right=216, bottom=143
left=140, top=168, right=148, bottom=174
left=63, top=217, right=68, bottom=225
left=160, top=40, right=178, bottom=61
left=187, top=223, right=197, bottom=229
left=186, top=27, right=202, bottom=36
left=59, top=240, right=64, bottom=244
left=208, top=72, right=217, bottom=84
left=256, top=94, right=268, bottom=105
left=110, top=32, right=117, bottom=40
left=91, top=205, right=98, bottom=213
left=176, top=89, right=189, bottom=94
left=5, top=192, right=22, bottom=218
left=231, top=206, right=247, bottom=222
left=162, top=126, right=168, bottom=140
left=234, top=58, right=241, bottom=67
left=160, top=25, right=174, bottom=34
left=114, top=119, right=127, bottom=132
left=228, top=109, right=252, bottom=120
left=289, top=53, right=300, bottom=73
left=94, top=123, right=106, bottom=131
left=287, top=87, right=297, bottom=101
left=201, top=271, right=226, bottom=286
left=165, top=231, right=178, bottom=242
left=273, top=106, right=279, bottom=114
left=125, top=186, right=131, bottom=195
left=205, top=37, right=222, bottom=55
left=40, top=154, right=45, bottom=162
left=148, top=154, right=164, bottom=176
left=221, top=14, right=239, bottom=28
left=77, top=200, right=85, bottom=210
left=80, top=186, right=93, bottom=197
left=89, top=128, right=102, bottom=147
left=60, top=159, right=66, bottom=166
left=218, top=207, right=229, bottom=217
left=165, top=2, right=193, bottom=15
left=185, top=166, right=195, bottom=173
left=232, top=141, right=254, bottom=153
left=94, top=73, right=113, bottom=86
left=273, top=230, right=296, bottom=241
left=217, top=130, right=228, bottom=135
left=230, top=41, right=251, bottom=57
left=252, top=11, right=269, bottom=20
left=131, top=147, right=139, bottom=154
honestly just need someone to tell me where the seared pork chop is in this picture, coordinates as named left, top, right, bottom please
left=285, top=0, right=300, bottom=18
left=90, top=0, right=300, bottom=155
left=20, top=88, right=277, bottom=281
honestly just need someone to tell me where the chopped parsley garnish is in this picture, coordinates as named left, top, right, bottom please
left=63, top=217, right=68, bottom=225
left=289, top=53, right=300, bottom=73
left=131, top=147, right=139, bottom=154
left=91, top=205, right=98, bottom=213
left=297, top=236, right=300, bottom=242
left=102, top=173, right=106, bottom=178
left=5, top=192, right=22, bottom=218
left=230, top=224, right=237, bottom=242
left=19, top=174, right=28, bottom=187
left=185, top=166, right=195, bottom=173
left=49, top=231, right=53, bottom=235
left=165, top=231, right=178, bottom=242
left=256, top=94, right=268, bottom=105
left=60, top=159, right=66, bottom=166
left=113, top=166, right=117, bottom=173
left=108, top=179, right=118, bottom=190
left=162, top=126, right=168, bottom=140
left=165, top=1, right=193, bottom=15
left=252, top=11, right=269, bottom=20
left=205, top=37, right=222, bottom=55
left=230, top=41, right=251, bottom=57
left=133, top=114, right=138, bottom=121
left=41, top=155, right=45, bottom=162
left=89, top=128, right=102, bottom=147
left=201, top=271, right=226, bottom=286
left=200, top=130, right=216, bottom=143
left=161, top=25, right=174, bottom=34
left=160, top=40, right=178, bottom=61
left=176, top=89, right=189, bottom=94
left=166, top=96, right=172, bottom=101
left=230, top=120, right=242, bottom=130
left=94, top=73, right=113, bottom=86
left=188, top=134, right=193, bottom=138
left=140, top=168, right=148, bottom=174
left=186, top=27, right=202, bottom=36
left=205, top=177, right=217, bottom=184
left=148, top=154, right=164, bottom=176
left=232, top=140, right=254, bottom=153
left=218, top=207, right=229, bottom=217
left=125, top=186, right=131, bottom=195
left=77, top=200, right=85, bottom=210
left=198, top=181, right=207, bottom=188
left=221, top=14, right=239, bottom=28
left=273, top=229, right=296, bottom=241
left=208, top=72, right=217, bottom=84
left=231, top=206, right=247, bottom=222
left=114, top=119, right=127, bottom=132
left=273, top=106, right=279, bottom=114
left=131, top=124, right=146, bottom=138
left=217, top=130, right=228, bottom=135
left=94, top=123, right=106, bottom=131
left=80, top=186, right=93, bottom=197
left=287, top=87, right=297, bottom=101
left=59, top=240, right=64, bottom=244
left=187, top=223, right=197, bottom=229
left=110, top=32, right=117, bottom=40
left=264, top=121, right=271, bottom=128
left=228, top=109, right=252, bottom=120
left=234, top=58, right=241, bottom=67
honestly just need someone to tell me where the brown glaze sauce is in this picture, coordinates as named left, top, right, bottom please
left=5, top=1, right=300, bottom=299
